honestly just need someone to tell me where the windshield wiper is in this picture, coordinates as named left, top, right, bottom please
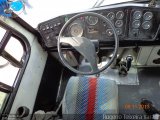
left=92, top=0, right=152, bottom=8
left=92, top=0, right=105, bottom=8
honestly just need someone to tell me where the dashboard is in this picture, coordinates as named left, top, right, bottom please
left=38, top=3, right=160, bottom=48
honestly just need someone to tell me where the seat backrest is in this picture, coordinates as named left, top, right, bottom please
left=62, top=76, right=118, bottom=120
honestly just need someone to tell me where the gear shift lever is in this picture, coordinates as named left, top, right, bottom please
left=126, top=55, right=133, bottom=71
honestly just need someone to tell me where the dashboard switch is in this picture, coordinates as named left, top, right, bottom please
left=132, top=29, right=139, bottom=37
left=106, top=29, right=113, bottom=36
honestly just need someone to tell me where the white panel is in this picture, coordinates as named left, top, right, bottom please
left=9, top=38, right=47, bottom=119
left=0, top=17, right=48, bottom=119
left=147, top=46, right=160, bottom=66
left=136, top=47, right=153, bottom=66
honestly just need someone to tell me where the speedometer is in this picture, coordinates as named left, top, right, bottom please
left=70, top=23, right=83, bottom=37
left=87, top=16, right=98, bottom=25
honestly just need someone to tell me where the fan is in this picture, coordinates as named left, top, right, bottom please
left=0, top=0, right=11, bottom=17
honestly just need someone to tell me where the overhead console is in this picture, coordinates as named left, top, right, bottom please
left=38, top=3, right=160, bottom=49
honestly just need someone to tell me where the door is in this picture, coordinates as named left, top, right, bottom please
left=0, top=17, right=47, bottom=119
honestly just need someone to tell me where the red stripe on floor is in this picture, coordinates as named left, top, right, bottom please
left=86, top=77, right=97, bottom=120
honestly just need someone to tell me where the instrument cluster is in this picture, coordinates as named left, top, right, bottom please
left=100, top=10, right=126, bottom=40
left=132, top=11, right=153, bottom=29
left=38, top=6, right=160, bottom=48
left=65, top=10, right=127, bottom=40
left=129, top=10, right=155, bottom=40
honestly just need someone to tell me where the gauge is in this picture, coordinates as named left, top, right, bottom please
left=132, top=20, right=141, bottom=28
left=87, top=16, right=98, bottom=25
left=116, top=11, right=124, bottom=19
left=106, top=29, right=113, bottom=36
left=116, top=28, right=122, bottom=35
left=133, top=11, right=142, bottom=19
left=70, top=23, right=83, bottom=37
left=142, top=21, right=152, bottom=30
left=107, top=12, right=115, bottom=20
left=143, top=12, right=153, bottom=20
left=115, top=20, right=123, bottom=27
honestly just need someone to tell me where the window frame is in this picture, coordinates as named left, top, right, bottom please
left=0, top=19, right=31, bottom=117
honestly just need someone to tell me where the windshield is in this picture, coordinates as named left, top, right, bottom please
left=19, top=0, right=132, bottom=28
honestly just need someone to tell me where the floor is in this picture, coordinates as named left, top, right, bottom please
left=33, top=55, right=63, bottom=112
left=33, top=55, right=74, bottom=113
left=33, top=62, right=160, bottom=120
left=118, top=68, right=160, bottom=118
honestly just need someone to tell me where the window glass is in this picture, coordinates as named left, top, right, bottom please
left=0, top=37, right=24, bottom=86
left=0, top=25, right=28, bottom=114
left=0, top=92, right=7, bottom=111
left=4, top=37, right=24, bottom=61
left=0, top=27, right=6, bottom=42
left=19, top=0, right=97, bottom=28
left=0, top=57, right=8, bottom=67
left=0, top=62, right=19, bottom=86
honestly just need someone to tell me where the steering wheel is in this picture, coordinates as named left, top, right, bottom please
left=57, top=12, right=119, bottom=75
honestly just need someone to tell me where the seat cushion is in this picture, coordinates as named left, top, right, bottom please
left=62, top=76, right=118, bottom=120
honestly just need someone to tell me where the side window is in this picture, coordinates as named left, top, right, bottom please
left=1, top=37, right=23, bottom=86
left=0, top=21, right=30, bottom=114
left=0, top=27, right=6, bottom=41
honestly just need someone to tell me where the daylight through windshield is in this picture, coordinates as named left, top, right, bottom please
left=19, top=0, right=131, bottom=28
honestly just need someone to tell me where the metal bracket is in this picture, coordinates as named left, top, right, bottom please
left=118, top=61, right=128, bottom=76
left=148, top=0, right=157, bottom=7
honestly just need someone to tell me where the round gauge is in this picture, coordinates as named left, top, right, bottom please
left=142, top=21, right=152, bottom=30
left=87, top=16, right=98, bottom=25
left=70, top=23, right=83, bottom=37
left=133, top=11, right=142, bottom=19
left=107, top=12, right=115, bottom=20
left=116, top=11, right=124, bottom=19
left=116, top=28, right=122, bottom=35
left=132, top=20, right=141, bottom=28
left=143, top=12, right=153, bottom=20
left=106, top=29, right=113, bottom=36
left=115, top=20, right=123, bottom=27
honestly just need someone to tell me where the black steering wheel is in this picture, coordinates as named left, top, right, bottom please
left=57, top=12, right=119, bottom=75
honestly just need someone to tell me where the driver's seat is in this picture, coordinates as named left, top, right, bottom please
left=62, top=76, right=118, bottom=120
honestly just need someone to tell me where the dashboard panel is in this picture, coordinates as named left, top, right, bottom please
left=38, top=3, right=160, bottom=48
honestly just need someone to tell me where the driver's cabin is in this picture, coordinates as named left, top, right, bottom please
left=0, top=0, right=160, bottom=120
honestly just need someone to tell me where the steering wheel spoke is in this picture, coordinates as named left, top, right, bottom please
left=60, top=37, right=98, bottom=72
